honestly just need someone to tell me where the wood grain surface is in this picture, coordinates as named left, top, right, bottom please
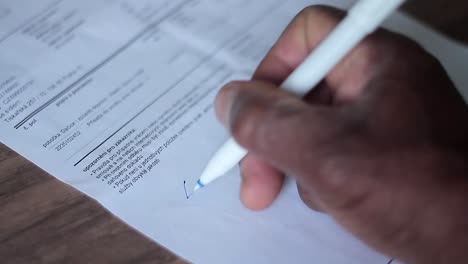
left=1, top=1, right=467, bottom=263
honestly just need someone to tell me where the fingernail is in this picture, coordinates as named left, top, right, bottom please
left=215, top=82, right=239, bottom=127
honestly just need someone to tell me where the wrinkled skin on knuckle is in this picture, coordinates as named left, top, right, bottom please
left=264, top=106, right=340, bottom=173
left=326, top=36, right=387, bottom=103
left=359, top=35, right=468, bottom=148
left=297, top=117, right=374, bottom=212
left=362, top=81, right=432, bottom=145
left=314, top=155, right=373, bottom=212
left=366, top=30, right=443, bottom=82
left=329, top=30, right=440, bottom=103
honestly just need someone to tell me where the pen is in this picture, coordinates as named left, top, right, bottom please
left=193, top=0, right=406, bottom=193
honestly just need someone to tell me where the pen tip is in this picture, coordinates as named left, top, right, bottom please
left=192, top=179, right=205, bottom=193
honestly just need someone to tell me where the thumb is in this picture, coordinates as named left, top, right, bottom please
left=215, top=80, right=358, bottom=199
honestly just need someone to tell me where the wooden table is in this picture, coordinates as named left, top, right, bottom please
left=1, top=1, right=467, bottom=263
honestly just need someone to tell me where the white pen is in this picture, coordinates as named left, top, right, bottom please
left=193, top=0, right=406, bottom=193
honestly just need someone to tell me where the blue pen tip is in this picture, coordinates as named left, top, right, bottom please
left=193, top=179, right=205, bottom=192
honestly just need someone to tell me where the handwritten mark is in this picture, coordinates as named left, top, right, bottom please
left=183, top=181, right=192, bottom=199
left=387, top=259, right=394, bottom=264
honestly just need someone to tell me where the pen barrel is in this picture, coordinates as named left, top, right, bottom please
left=199, top=138, right=247, bottom=185
left=281, top=0, right=406, bottom=97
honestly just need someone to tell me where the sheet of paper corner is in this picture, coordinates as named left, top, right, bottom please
left=0, top=0, right=466, bottom=264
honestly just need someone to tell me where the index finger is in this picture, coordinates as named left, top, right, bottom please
left=253, top=6, right=344, bottom=85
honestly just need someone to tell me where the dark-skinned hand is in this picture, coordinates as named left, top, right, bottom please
left=215, top=6, right=468, bottom=264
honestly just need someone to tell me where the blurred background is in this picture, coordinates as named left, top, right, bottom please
left=403, top=0, right=468, bottom=43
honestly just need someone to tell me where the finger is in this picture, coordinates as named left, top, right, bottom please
left=253, top=6, right=405, bottom=104
left=253, top=6, right=345, bottom=84
left=216, top=80, right=355, bottom=182
left=239, top=154, right=284, bottom=211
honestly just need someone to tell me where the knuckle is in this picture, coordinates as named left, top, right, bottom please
left=350, top=36, right=382, bottom=70
left=318, top=157, right=351, bottom=193
left=315, top=154, right=372, bottom=211
left=361, top=31, right=439, bottom=73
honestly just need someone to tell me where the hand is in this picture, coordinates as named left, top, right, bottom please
left=215, top=6, right=468, bottom=264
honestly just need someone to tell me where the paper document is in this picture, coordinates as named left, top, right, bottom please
left=0, top=0, right=467, bottom=263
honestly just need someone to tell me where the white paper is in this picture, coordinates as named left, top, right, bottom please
left=1, top=0, right=467, bottom=263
